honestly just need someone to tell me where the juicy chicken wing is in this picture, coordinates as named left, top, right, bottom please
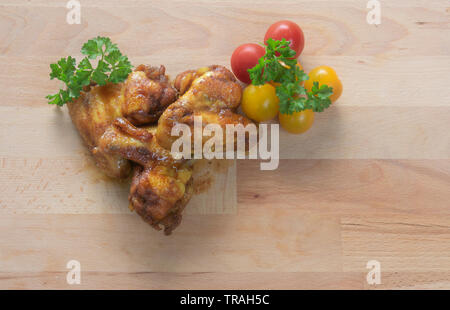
left=156, top=65, right=253, bottom=151
left=122, top=64, right=177, bottom=125
left=67, top=64, right=177, bottom=178
left=67, top=83, right=131, bottom=178
left=99, top=118, right=193, bottom=234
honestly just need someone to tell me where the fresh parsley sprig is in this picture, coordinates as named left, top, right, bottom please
left=46, top=36, right=132, bottom=106
left=248, top=38, right=333, bottom=114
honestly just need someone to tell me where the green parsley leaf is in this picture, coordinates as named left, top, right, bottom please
left=81, top=36, right=118, bottom=59
left=91, top=60, right=110, bottom=86
left=49, top=56, right=77, bottom=83
left=47, top=37, right=133, bottom=106
left=108, top=67, right=132, bottom=84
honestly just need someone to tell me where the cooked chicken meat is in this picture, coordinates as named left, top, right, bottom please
left=157, top=65, right=252, bottom=151
left=67, top=64, right=177, bottom=178
left=67, top=83, right=131, bottom=178
left=99, top=118, right=193, bottom=234
left=122, top=64, right=177, bottom=125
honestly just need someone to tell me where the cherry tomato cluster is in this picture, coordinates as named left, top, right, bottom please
left=231, top=20, right=343, bottom=134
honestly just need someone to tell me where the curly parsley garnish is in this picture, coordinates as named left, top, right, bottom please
left=248, top=38, right=333, bottom=114
left=46, top=36, right=132, bottom=106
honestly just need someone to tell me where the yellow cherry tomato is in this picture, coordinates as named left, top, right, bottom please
left=241, top=83, right=279, bottom=122
left=304, top=66, right=343, bottom=103
left=279, top=109, right=314, bottom=134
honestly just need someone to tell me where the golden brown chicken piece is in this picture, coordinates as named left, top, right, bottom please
left=156, top=65, right=253, bottom=151
left=67, top=64, right=177, bottom=178
left=67, top=83, right=131, bottom=178
left=99, top=118, right=193, bottom=234
left=122, top=64, right=177, bottom=125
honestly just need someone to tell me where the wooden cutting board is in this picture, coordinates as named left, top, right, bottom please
left=0, top=0, right=449, bottom=289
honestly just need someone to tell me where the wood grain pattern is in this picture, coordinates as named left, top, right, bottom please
left=0, top=0, right=449, bottom=289
left=0, top=157, right=237, bottom=215
left=237, top=160, right=450, bottom=215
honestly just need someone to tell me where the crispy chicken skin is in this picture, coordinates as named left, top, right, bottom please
left=157, top=65, right=253, bottom=151
left=67, top=64, right=177, bottom=178
left=99, top=118, right=193, bottom=234
left=67, top=83, right=131, bottom=178
left=122, top=65, right=177, bottom=125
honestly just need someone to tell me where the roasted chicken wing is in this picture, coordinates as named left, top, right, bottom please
left=156, top=65, right=253, bottom=151
left=67, top=83, right=131, bottom=178
left=99, top=118, right=193, bottom=234
left=67, top=64, right=177, bottom=178
left=122, top=64, right=177, bottom=125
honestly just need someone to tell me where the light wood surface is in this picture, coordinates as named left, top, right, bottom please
left=0, top=0, right=449, bottom=289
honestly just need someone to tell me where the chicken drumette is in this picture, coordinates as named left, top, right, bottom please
left=157, top=65, right=253, bottom=151
left=99, top=117, right=193, bottom=234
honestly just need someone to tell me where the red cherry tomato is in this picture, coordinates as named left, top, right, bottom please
left=231, top=43, right=265, bottom=84
left=264, top=20, right=305, bottom=58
